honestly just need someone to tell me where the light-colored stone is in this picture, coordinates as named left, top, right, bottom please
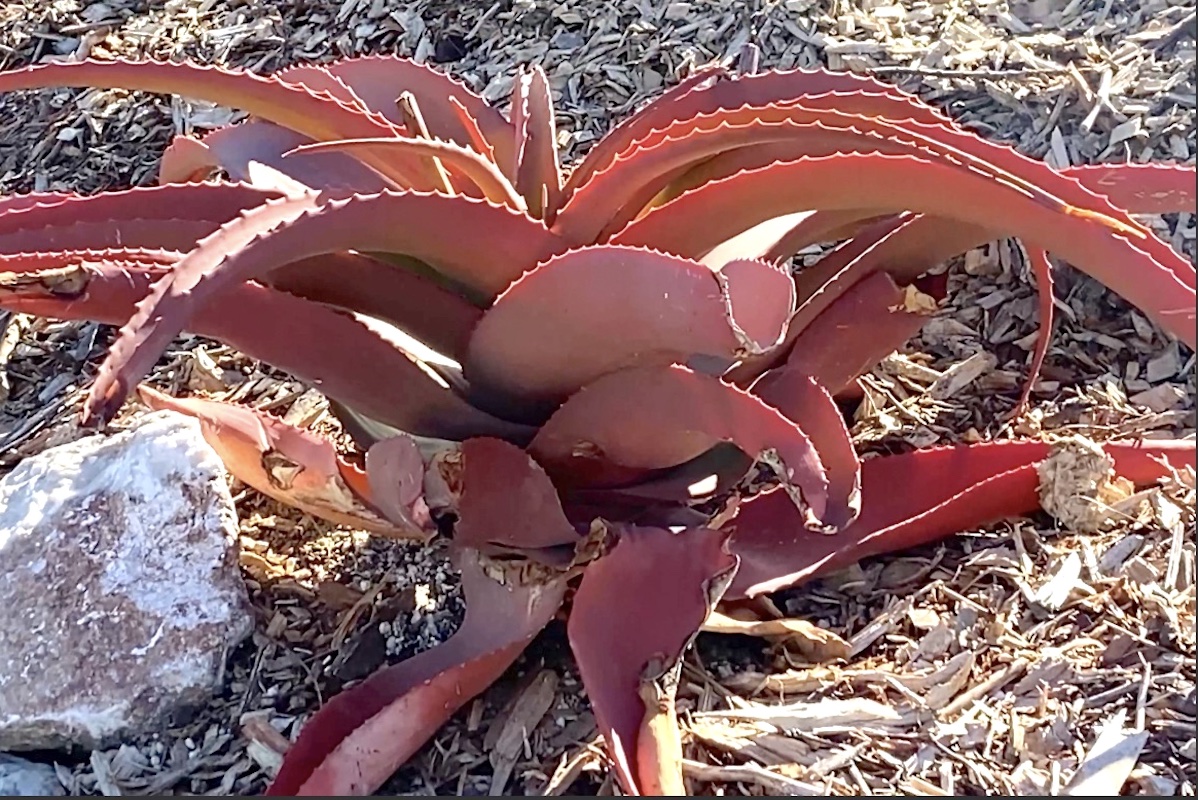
left=0, top=412, right=252, bottom=751
left=0, top=754, right=65, bottom=796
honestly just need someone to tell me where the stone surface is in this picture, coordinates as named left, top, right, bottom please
left=0, top=754, right=65, bottom=796
left=0, top=411, right=253, bottom=751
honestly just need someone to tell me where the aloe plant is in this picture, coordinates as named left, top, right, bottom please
left=0, top=49, right=1194, bottom=796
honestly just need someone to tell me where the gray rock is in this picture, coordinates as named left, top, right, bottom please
left=0, top=754, right=65, bottom=796
left=0, top=411, right=253, bottom=751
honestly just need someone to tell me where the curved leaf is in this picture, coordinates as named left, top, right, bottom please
left=136, top=385, right=408, bottom=535
left=748, top=370, right=861, bottom=524
left=612, top=153, right=1196, bottom=348
left=276, top=55, right=515, bottom=171
left=0, top=218, right=215, bottom=254
left=3, top=259, right=527, bottom=441
left=727, top=438, right=1197, bottom=598
left=568, top=523, right=738, bottom=796
left=509, top=65, right=562, bottom=218
left=453, top=437, right=581, bottom=554
left=264, top=251, right=483, bottom=363
left=557, top=68, right=923, bottom=212
left=0, top=181, right=282, bottom=239
left=1063, top=162, right=1197, bottom=215
left=0, top=58, right=416, bottom=186
left=530, top=364, right=839, bottom=531
left=160, top=122, right=389, bottom=192
left=266, top=549, right=567, bottom=796
left=288, top=137, right=522, bottom=207
left=783, top=270, right=944, bottom=395
left=363, top=434, right=435, bottom=532
left=82, top=190, right=568, bottom=425
left=464, top=246, right=794, bottom=414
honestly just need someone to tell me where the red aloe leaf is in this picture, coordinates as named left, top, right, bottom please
left=1018, top=247, right=1056, bottom=414
left=135, top=385, right=409, bottom=535
left=0, top=191, right=72, bottom=213
left=160, top=122, right=389, bottom=192
left=748, top=370, right=861, bottom=523
left=557, top=114, right=961, bottom=244
left=266, top=549, right=567, bottom=796
left=568, top=523, right=738, bottom=795
left=530, top=364, right=840, bottom=531
left=287, top=137, right=521, bottom=207
left=0, top=248, right=177, bottom=275
left=1062, top=162, right=1197, bottom=215
left=557, top=68, right=922, bottom=211
left=784, top=270, right=944, bottom=395
left=2, top=259, right=527, bottom=441
left=509, top=65, right=562, bottom=218
left=276, top=55, right=516, bottom=170
left=613, top=153, right=1197, bottom=349
left=159, top=135, right=223, bottom=183
left=453, top=437, right=580, bottom=553
left=464, top=246, right=794, bottom=413
left=0, top=58, right=419, bottom=186
left=0, top=182, right=282, bottom=238
left=0, top=219, right=215, bottom=255
left=264, top=251, right=482, bottom=363
left=82, top=190, right=568, bottom=425
left=363, top=434, right=434, bottom=532
left=727, top=438, right=1196, bottom=599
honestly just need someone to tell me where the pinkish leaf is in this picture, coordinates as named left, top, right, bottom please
left=568, top=523, right=737, bottom=795
left=464, top=246, right=794, bottom=414
left=453, top=437, right=581, bottom=554
left=136, top=385, right=411, bottom=535
left=530, top=364, right=840, bottom=531
left=263, top=251, right=483, bottom=363
left=287, top=136, right=522, bottom=207
left=276, top=55, right=515, bottom=172
left=556, top=68, right=923, bottom=214
left=0, top=58, right=416, bottom=186
left=363, top=434, right=433, bottom=532
left=613, top=153, right=1196, bottom=349
left=266, top=549, right=567, bottom=795
left=727, top=438, right=1197, bottom=598
left=0, top=182, right=282, bottom=239
left=160, top=122, right=388, bottom=192
left=81, top=189, right=568, bottom=425
left=782, top=270, right=944, bottom=395
left=1, top=259, right=527, bottom=442
left=509, top=65, right=562, bottom=218
left=748, top=370, right=861, bottom=524
left=0, top=219, right=214, bottom=255
left=1063, top=162, right=1197, bottom=215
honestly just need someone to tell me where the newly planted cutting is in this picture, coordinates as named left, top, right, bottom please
left=1, top=48, right=1194, bottom=795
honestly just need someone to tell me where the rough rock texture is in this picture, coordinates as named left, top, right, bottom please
left=0, top=412, right=253, bottom=751
left=0, top=754, right=65, bottom=796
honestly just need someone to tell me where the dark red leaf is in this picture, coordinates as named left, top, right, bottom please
left=453, top=437, right=580, bottom=553
left=160, top=121, right=388, bottom=192
left=1, top=259, right=528, bottom=442
left=81, top=189, right=568, bottom=425
left=464, top=246, right=794, bottom=413
left=530, top=364, right=840, bottom=531
left=727, top=438, right=1196, bottom=598
left=568, top=523, right=737, bottom=795
left=266, top=549, right=567, bottom=795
